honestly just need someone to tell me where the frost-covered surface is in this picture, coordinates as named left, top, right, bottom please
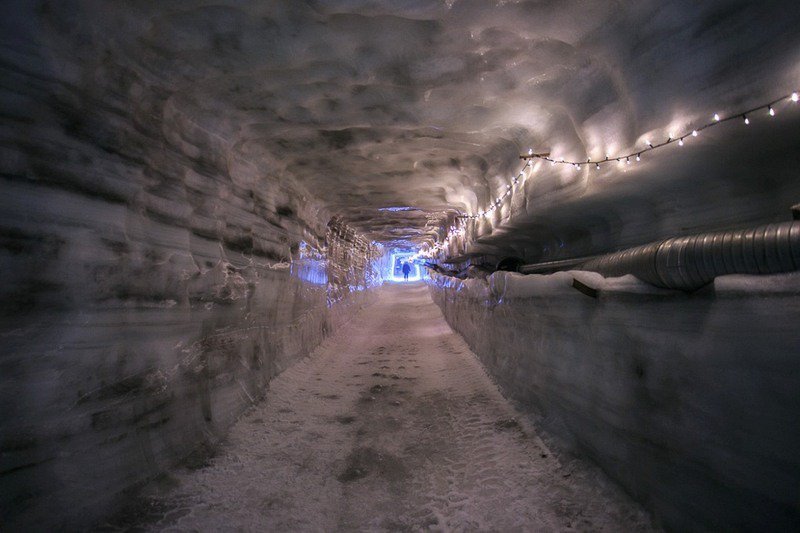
left=118, top=283, right=654, bottom=532
left=3, top=0, right=800, bottom=529
left=0, top=91, right=381, bottom=532
left=429, top=270, right=800, bottom=531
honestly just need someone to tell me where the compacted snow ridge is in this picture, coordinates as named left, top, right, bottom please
left=138, top=283, right=654, bottom=532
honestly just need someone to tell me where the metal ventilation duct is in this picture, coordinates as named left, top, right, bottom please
left=579, top=222, right=800, bottom=290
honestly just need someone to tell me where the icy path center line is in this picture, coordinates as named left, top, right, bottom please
left=146, top=282, right=654, bottom=531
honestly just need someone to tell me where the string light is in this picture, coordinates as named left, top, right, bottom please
left=439, top=89, right=799, bottom=256
left=518, top=90, right=798, bottom=170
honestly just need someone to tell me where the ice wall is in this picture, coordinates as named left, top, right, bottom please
left=429, top=271, right=800, bottom=531
left=0, top=19, right=380, bottom=533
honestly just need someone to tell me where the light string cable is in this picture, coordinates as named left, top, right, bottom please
left=418, top=157, right=532, bottom=259
left=521, top=90, right=800, bottom=169
left=422, top=89, right=799, bottom=259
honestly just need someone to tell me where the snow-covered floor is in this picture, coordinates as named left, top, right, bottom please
left=139, top=282, right=655, bottom=531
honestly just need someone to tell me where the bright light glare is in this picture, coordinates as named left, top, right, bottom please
left=389, top=252, right=422, bottom=282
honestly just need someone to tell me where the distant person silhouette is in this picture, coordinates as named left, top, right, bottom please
left=402, top=262, right=411, bottom=281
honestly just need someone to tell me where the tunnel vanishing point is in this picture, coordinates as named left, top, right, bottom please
left=2, top=1, right=800, bottom=531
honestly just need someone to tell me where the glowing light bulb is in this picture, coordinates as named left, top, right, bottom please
left=692, top=130, right=698, bottom=137
left=576, top=164, right=581, bottom=170
left=744, top=115, right=749, bottom=125
left=792, top=92, right=798, bottom=102
left=714, top=113, right=720, bottom=121
left=636, top=154, right=641, bottom=162
left=595, top=163, right=600, bottom=170
left=678, top=138, right=684, bottom=146
left=769, top=106, right=775, bottom=116
left=626, top=157, right=630, bottom=165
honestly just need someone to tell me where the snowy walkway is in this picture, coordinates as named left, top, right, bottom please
left=142, top=282, right=654, bottom=531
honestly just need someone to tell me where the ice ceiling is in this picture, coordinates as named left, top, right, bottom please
left=32, top=0, right=800, bottom=253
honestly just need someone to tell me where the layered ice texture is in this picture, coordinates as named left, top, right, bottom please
left=0, top=139, right=382, bottom=530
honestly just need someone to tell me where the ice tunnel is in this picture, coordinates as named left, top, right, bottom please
left=2, top=1, right=800, bottom=530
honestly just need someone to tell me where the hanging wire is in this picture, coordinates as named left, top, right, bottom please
left=425, top=90, right=799, bottom=256
left=520, top=91, right=798, bottom=167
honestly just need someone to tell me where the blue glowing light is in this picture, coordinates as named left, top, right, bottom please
left=389, top=252, right=421, bottom=282
left=378, top=206, right=418, bottom=212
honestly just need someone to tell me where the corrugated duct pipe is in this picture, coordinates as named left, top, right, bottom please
left=578, top=221, right=800, bottom=291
